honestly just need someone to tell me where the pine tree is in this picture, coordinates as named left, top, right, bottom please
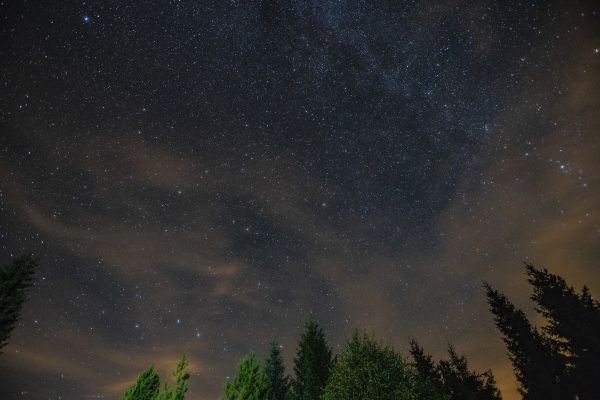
left=485, top=283, right=571, bottom=399
left=409, top=339, right=443, bottom=388
left=290, top=319, right=332, bottom=400
left=0, top=254, right=36, bottom=351
left=265, top=341, right=289, bottom=400
left=526, top=264, right=600, bottom=399
left=122, top=356, right=190, bottom=400
left=122, top=366, right=161, bottom=400
left=410, top=340, right=501, bottom=400
left=481, top=371, right=503, bottom=400
left=223, top=352, right=271, bottom=400
left=158, top=356, right=191, bottom=400
left=437, top=344, right=502, bottom=400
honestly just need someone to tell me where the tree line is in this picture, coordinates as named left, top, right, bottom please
left=219, top=319, right=502, bottom=400
left=119, top=263, right=598, bottom=399
left=1, top=256, right=598, bottom=399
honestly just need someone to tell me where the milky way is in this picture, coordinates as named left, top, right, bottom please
left=1, top=1, right=599, bottom=398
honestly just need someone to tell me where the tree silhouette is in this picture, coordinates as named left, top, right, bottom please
left=265, top=341, right=290, bottom=400
left=290, top=319, right=332, bottom=400
left=0, top=254, right=36, bottom=351
left=485, top=282, right=571, bottom=399
left=410, top=340, right=501, bottom=400
left=409, top=339, right=443, bottom=389
left=437, top=344, right=502, bottom=400
left=525, top=264, right=600, bottom=399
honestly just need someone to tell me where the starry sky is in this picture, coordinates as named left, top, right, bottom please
left=0, top=1, right=599, bottom=398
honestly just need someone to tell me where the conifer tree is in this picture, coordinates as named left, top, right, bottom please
left=410, top=340, right=501, bottom=400
left=122, top=366, right=161, bottom=400
left=158, top=356, right=191, bottom=400
left=0, top=254, right=36, bottom=351
left=481, top=371, right=502, bottom=400
left=437, top=344, right=502, bottom=400
left=290, top=319, right=332, bottom=400
left=122, top=356, right=190, bottom=400
left=409, top=339, right=443, bottom=388
left=485, top=283, right=570, bottom=399
left=526, top=264, right=600, bottom=399
left=223, top=353, right=271, bottom=400
left=265, top=341, right=289, bottom=400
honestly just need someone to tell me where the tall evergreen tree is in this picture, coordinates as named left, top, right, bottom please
left=409, top=339, right=443, bottom=389
left=223, top=352, right=271, bottom=400
left=265, top=341, right=289, bottom=400
left=410, top=340, right=501, bottom=400
left=485, top=283, right=571, bottom=399
left=122, top=356, right=190, bottom=400
left=481, top=371, right=503, bottom=400
left=526, top=264, right=600, bottom=399
left=0, top=254, right=36, bottom=351
left=122, top=366, right=161, bottom=400
left=437, top=344, right=502, bottom=400
left=158, top=356, right=191, bottom=400
left=290, top=319, right=332, bottom=400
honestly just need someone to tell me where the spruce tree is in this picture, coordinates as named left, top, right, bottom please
left=526, top=264, right=600, bottom=399
left=411, top=340, right=501, bottom=400
left=437, top=344, right=502, bottom=400
left=0, top=254, right=36, bottom=351
left=158, top=356, right=191, bottom=400
left=223, top=352, right=271, bottom=400
left=485, top=283, right=570, bottom=399
left=265, top=341, right=289, bottom=400
left=290, top=319, right=332, bottom=400
left=122, top=366, right=161, bottom=400
left=481, top=371, right=503, bottom=400
left=122, top=356, right=190, bottom=400
left=409, top=339, right=443, bottom=388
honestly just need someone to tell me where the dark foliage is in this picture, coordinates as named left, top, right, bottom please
left=484, top=262, right=600, bottom=400
left=438, top=345, right=502, bottom=400
left=265, top=341, right=290, bottom=400
left=409, top=339, right=443, bottom=388
left=526, top=264, right=600, bottom=399
left=290, top=319, right=332, bottom=400
left=122, top=366, right=161, bottom=400
left=323, top=332, right=447, bottom=400
left=0, top=254, right=36, bottom=351
left=122, top=356, right=189, bottom=400
left=410, top=340, right=501, bottom=400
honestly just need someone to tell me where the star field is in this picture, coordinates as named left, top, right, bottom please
left=0, top=1, right=599, bottom=398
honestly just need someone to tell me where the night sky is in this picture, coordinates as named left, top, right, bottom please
left=1, top=1, right=599, bottom=398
